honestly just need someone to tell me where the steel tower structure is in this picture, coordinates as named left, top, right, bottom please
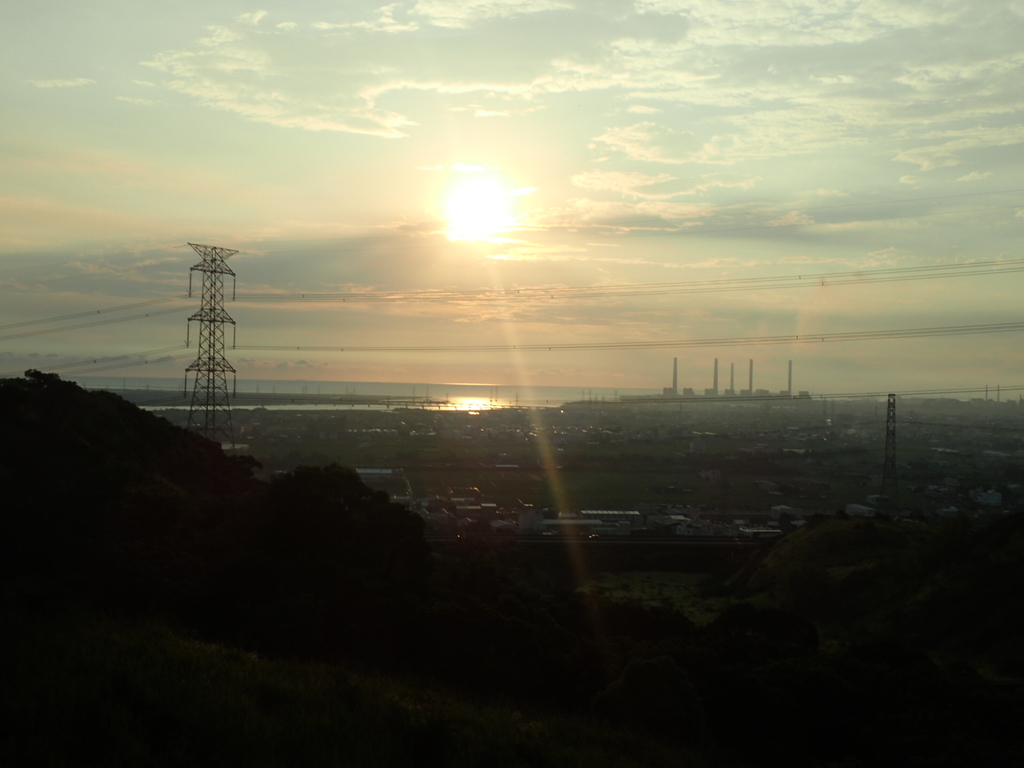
left=184, top=242, right=238, bottom=447
left=880, top=393, right=898, bottom=512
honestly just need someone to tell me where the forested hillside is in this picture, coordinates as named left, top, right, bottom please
left=2, top=372, right=1022, bottom=767
left=744, top=514, right=1024, bottom=676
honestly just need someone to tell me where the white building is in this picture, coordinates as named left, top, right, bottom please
left=579, top=509, right=643, bottom=529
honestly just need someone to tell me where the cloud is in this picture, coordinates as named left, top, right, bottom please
left=142, top=23, right=418, bottom=137
left=487, top=242, right=591, bottom=262
left=701, top=106, right=875, bottom=163
left=894, top=53, right=1024, bottom=98
left=957, top=171, right=992, bottom=182
left=767, top=211, right=815, bottom=227
left=685, top=175, right=761, bottom=194
left=571, top=170, right=676, bottom=197
left=537, top=197, right=714, bottom=230
left=276, top=22, right=297, bottom=31
left=238, top=11, right=268, bottom=26
left=450, top=163, right=495, bottom=173
left=893, top=146, right=961, bottom=171
left=26, top=78, right=95, bottom=88
left=134, top=0, right=1024, bottom=165
left=313, top=4, right=418, bottom=33
left=503, top=6, right=1023, bottom=166
left=411, top=0, right=570, bottom=29
left=446, top=103, right=544, bottom=117
left=593, top=122, right=704, bottom=164
left=895, top=125, right=1024, bottom=171
left=635, top=0, right=964, bottom=47
left=0, top=195, right=183, bottom=249
left=115, top=96, right=161, bottom=106
left=868, top=247, right=908, bottom=261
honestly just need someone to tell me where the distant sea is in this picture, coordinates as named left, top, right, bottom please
left=70, top=375, right=659, bottom=409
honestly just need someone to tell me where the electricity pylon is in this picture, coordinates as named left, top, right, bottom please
left=880, top=393, right=898, bottom=513
left=184, top=242, right=237, bottom=447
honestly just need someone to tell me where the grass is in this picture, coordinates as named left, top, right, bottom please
left=747, top=520, right=894, bottom=586
left=581, top=572, right=751, bottom=626
left=0, top=599, right=722, bottom=768
left=586, top=517, right=1024, bottom=674
left=582, top=519, right=938, bottom=645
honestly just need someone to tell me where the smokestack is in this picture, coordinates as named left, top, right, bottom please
left=672, top=357, right=678, bottom=393
left=730, top=362, right=735, bottom=392
left=749, top=359, right=753, bottom=393
left=788, top=360, right=793, bottom=395
left=713, top=358, right=719, bottom=394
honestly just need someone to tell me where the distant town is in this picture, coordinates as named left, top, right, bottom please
left=143, top=386, right=1024, bottom=542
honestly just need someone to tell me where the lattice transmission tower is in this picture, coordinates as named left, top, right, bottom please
left=184, top=242, right=238, bottom=447
left=880, top=393, right=898, bottom=513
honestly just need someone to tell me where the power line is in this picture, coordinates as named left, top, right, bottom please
left=0, top=295, right=188, bottom=332
left=6, top=257, right=1022, bottom=335
left=4, top=248, right=1021, bottom=368
left=573, top=203, right=1024, bottom=235
left=0, top=307, right=189, bottom=342
left=0, top=345, right=189, bottom=378
left=235, top=319, right=1024, bottom=354
left=777, top=187, right=1024, bottom=214
left=233, top=258, right=1024, bottom=304
left=1, top=354, right=189, bottom=380
left=56, top=353, right=191, bottom=377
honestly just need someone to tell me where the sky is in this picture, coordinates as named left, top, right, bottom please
left=2, top=0, right=1024, bottom=396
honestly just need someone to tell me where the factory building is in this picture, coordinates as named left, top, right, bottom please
left=651, top=357, right=807, bottom=399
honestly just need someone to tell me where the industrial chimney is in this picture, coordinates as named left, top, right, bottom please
left=713, top=358, right=719, bottom=395
left=787, top=360, right=793, bottom=396
left=748, top=359, right=754, bottom=395
left=673, top=357, right=678, bottom=394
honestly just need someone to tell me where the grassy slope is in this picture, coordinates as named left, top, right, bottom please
left=588, top=515, right=1024, bottom=676
left=583, top=573, right=739, bottom=626
left=744, top=517, right=932, bottom=645
left=0, top=601, right=721, bottom=768
left=745, top=516, right=1024, bottom=670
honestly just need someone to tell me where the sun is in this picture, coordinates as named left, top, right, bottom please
left=443, top=176, right=515, bottom=241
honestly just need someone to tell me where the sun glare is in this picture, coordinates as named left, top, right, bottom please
left=451, top=398, right=493, bottom=411
left=443, top=176, right=514, bottom=241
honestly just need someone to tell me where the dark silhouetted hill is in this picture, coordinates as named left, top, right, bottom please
left=0, top=370, right=261, bottom=608
left=743, top=515, right=1024, bottom=675
left=2, top=373, right=1022, bottom=767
